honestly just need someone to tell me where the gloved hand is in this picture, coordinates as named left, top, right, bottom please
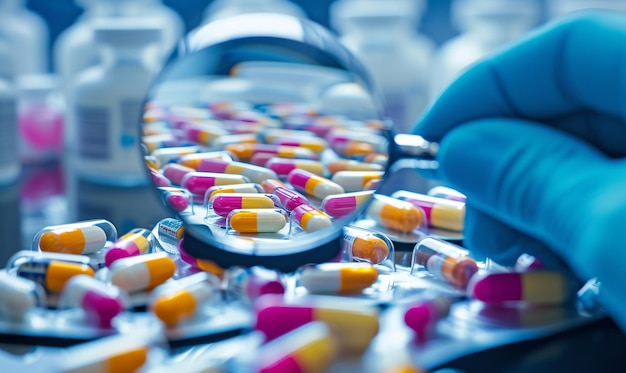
left=414, top=12, right=626, bottom=330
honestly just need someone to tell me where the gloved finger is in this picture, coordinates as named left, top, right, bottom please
left=415, top=11, right=626, bottom=143
left=463, top=206, right=567, bottom=271
left=551, top=110, right=626, bottom=158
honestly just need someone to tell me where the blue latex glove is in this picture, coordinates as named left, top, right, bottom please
left=414, top=12, right=626, bottom=329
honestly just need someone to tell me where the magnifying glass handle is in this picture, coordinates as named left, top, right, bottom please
left=392, top=134, right=439, bottom=170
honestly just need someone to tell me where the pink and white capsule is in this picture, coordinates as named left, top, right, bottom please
left=321, top=190, right=374, bottom=218
left=404, top=296, right=452, bottom=342
left=272, top=187, right=310, bottom=212
left=291, top=204, right=332, bottom=232
left=60, top=275, right=127, bottom=328
left=331, top=171, right=384, bottom=193
left=204, top=183, right=264, bottom=205
left=265, top=157, right=324, bottom=176
left=181, top=172, right=250, bottom=196
left=162, top=163, right=195, bottom=185
left=288, top=169, right=345, bottom=200
left=196, top=159, right=278, bottom=184
left=210, top=193, right=277, bottom=217
left=104, top=228, right=153, bottom=267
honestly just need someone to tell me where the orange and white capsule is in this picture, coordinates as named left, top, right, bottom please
left=273, top=136, right=328, bottom=153
left=366, top=194, right=424, bottom=233
left=392, top=190, right=465, bottom=232
left=109, top=252, right=176, bottom=293
left=149, top=272, right=220, bottom=327
left=331, top=171, right=384, bottom=193
left=227, top=209, right=288, bottom=233
left=203, top=183, right=264, bottom=206
left=196, top=159, right=278, bottom=184
left=327, top=160, right=384, bottom=174
left=299, top=263, right=378, bottom=294
left=34, top=219, right=117, bottom=255
left=225, top=143, right=317, bottom=160
left=15, top=254, right=95, bottom=293
left=291, top=204, right=332, bottom=232
left=342, top=226, right=392, bottom=265
left=288, top=169, right=345, bottom=200
left=177, top=151, right=235, bottom=169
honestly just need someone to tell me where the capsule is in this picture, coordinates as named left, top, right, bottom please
left=196, top=159, right=278, bottom=184
left=0, top=272, right=45, bottom=320
left=59, top=275, right=128, bottom=328
left=227, top=209, right=287, bottom=234
left=177, top=151, right=235, bottom=169
left=183, top=121, right=229, bottom=145
left=225, top=143, right=317, bottom=160
left=392, top=191, right=465, bottom=232
left=143, top=133, right=185, bottom=153
left=212, top=133, right=258, bottom=149
left=260, top=128, right=317, bottom=143
left=327, top=160, right=384, bottom=174
left=144, top=155, right=161, bottom=170
left=291, top=204, right=332, bottom=232
left=404, top=296, right=452, bottom=342
left=149, top=168, right=171, bottom=187
left=178, top=242, right=226, bottom=278
left=331, top=171, right=384, bottom=193
left=261, top=178, right=288, bottom=193
left=210, top=193, right=278, bottom=217
left=156, top=217, right=185, bottom=247
left=427, top=186, right=467, bottom=203
left=363, top=178, right=382, bottom=190
left=16, top=256, right=95, bottom=293
left=514, top=253, right=543, bottom=272
left=245, top=322, right=337, bottom=373
left=224, top=266, right=285, bottom=303
left=326, top=130, right=387, bottom=152
left=158, top=187, right=192, bottom=212
left=249, top=152, right=276, bottom=167
left=273, top=136, right=328, bottom=153
left=265, top=157, right=324, bottom=176
left=104, top=228, right=153, bottom=267
left=254, top=295, right=380, bottom=354
left=468, top=271, right=569, bottom=305
left=181, top=172, right=250, bottom=196
left=33, top=219, right=117, bottom=255
left=203, top=183, right=264, bottom=206
left=321, top=190, right=374, bottom=218
left=109, top=252, right=176, bottom=293
left=412, top=237, right=478, bottom=288
left=151, top=146, right=201, bottom=165
left=162, top=163, right=195, bottom=185
left=272, top=186, right=310, bottom=212
left=342, top=226, right=392, bottom=265
left=150, top=272, right=220, bottom=327
left=366, top=194, right=423, bottom=233
left=288, top=169, right=345, bottom=200
left=299, top=263, right=378, bottom=294
left=362, top=153, right=388, bottom=167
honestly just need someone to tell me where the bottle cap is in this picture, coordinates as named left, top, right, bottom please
left=93, top=19, right=163, bottom=47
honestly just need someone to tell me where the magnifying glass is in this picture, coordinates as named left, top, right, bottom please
left=141, top=13, right=444, bottom=272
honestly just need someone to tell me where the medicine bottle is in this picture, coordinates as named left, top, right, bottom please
left=548, top=0, right=626, bottom=19
left=70, top=21, right=162, bottom=186
left=429, top=0, right=540, bottom=99
left=0, top=0, right=48, bottom=76
left=330, top=0, right=435, bottom=134
left=203, top=0, right=307, bottom=23
left=0, top=77, right=19, bottom=186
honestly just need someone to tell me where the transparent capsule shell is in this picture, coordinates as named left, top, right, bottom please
left=32, top=219, right=118, bottom=255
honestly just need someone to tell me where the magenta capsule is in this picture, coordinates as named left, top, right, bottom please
left=163, top=163, right=195, bottom=185
left=210, top=193, right=278, bottom=217
left=59, top=275, right=128, bottom=328
left=224, top=266, right=285, bottom=303
left=181, top=172, right=250, bottom=196
left=196, top=159, right=278, bottom=184
left=158, top=187, right=192, bottom=212
left=261, top=179, right=288, bottom=193
left=104, top=228, right=153, bottom=267
left=272, top=187, right=310, bottom=212
left=468, top=271, right=569, bottom=305
left=203, top=183, right=264, bottom=206
left=177, top=151, right=235, bottom=170
left=404, top=296, right=452, bottom=342
left=288, top=169, right=345, bottom=200
left=291, top=204, right=332, bottom=232
left=321, top=190, right=374, bottom=218
left=514, top=253, right=543, bottom=272
left=265, top=157, right=324, bottom=176
left=149, top=168, right=171, bottom=187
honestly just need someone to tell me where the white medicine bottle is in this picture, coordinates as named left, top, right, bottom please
left=0, top=77, right=19, bottom=186
left=330, top=0, right=435, bottom=134
left=429, top=0, right=540, bottom=100
left=203, top=0, right=308, bottom=22
left=0, top=0, right=49, bottom=76
left=70, top=21, right=162, bottom=186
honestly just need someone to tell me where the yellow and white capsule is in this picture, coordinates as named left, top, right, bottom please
left=227, top=209, right=288, bottom=233
left=15, top=255, right=95, bottom=293
left=109, top=252, right=176, bottom=293
left=151, top=146, right=200, bottom=165
left=34, top=219, right=117, bottom=255
left=331, top=171, right=384, bottom=193
left=291, top=204, right=332, bottom=232
left=203, top=183, right=264, bottom=206
left=299, top=263, right=378, bottom=294
left=149, top=272, right=220, bottom=327
left=287, top=169, right=345, bottom=200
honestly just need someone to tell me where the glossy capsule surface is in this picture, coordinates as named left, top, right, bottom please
left=469, top=271, right=569, bottom=305
left=366, top=194, right=423, bottom=232
left=162, top=163, right=195, bottom=185
left=225, top=143, right=317, bottom=160
left=204, top=183, right=263, bottom=204
left=413, top=238, right=478, bottom=288
left=34, top=219, right=117, bottom=255
left=342, top=226, right=391, bottom=264
left=404, top=296, right=452, bottom=342
left=288, top=169, right=345, bottom=200
left=265, top=157, right=324, bottom=176
left=177, top=151, right=234, bottom=169
left=104, top=228, right=153, bottom=267
left=299, top=262, right=378, bottom=294
left=210, top=193, right=277, bottom=217
left=321, top=190, right=374, bottom=218
left=196, top=159, right=278, bottom=184
left=392, top=191, right=465, bottom=232
left=181, top=172, right=250, bottom=196
left=291, top=204, right=332, bottom=232
left=159, top=187, right=191, bottom=212
left=60, top=275, right=127, bottom=328
left=224, top=266, right=285, bottom=303
left=109, top=252, right=176, bottom=293
left=331, top=171, right=384, bottom=193
left=0, top=272, right=45, bottom=320
left=272, top=187, right=310, bottom=212
left=227, top=209, right=287, bottom=233
left=327, top=160, right=383, bottom=174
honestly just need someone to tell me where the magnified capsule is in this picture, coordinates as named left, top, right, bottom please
left=366, top=194, right=424, bottom=233
left=158, top=187, right=192, bottom=212
left=427, top=186, right=466, bottom=203
left=151, top=146, right=200, bottom=165
left=261, top=178, right=288, bottom=193
left=327, top=130, right=387, bottom=151
left=224, top=266, right=285, bottom=304
left=59, top=275, right=128, bottom=328
left=392, top=190, right=465, bottom=232
left=143, top=133, right=185, bottom=153
left=149, top=168, right=171, bottom=187
left=210, top=193, right=278, bottom=217
left=203, top=182, right=264, bottom=206
left=109, top=252, right=176, bottom=293
left=291, top=204, right=332, bottom=232
left=149, top=272, right=220, bottom=327
left=163, top=163, right=195, bottom=185
left=181, top=172, right=250, bottom=196
left=404, top=295, right=452, bottom=342
left=327, top=160, right=384, bottom=174
left=104, top=228, right=153, bottom=267
left=227, top=209, right=288, bottom=234
left=196, top=159, right=278, bottom=184
left=469, top=271, right=569, bottom=305
left=273, top=136, right=328, bottom=153
left=331, top=171, right=384, bottom=193
left=33, top=219, right=117, bottom=255
left=342, top=226, right=392, bottom=265
left=288, top=169, right=344, bottom=200
left=0, top=272, right=45, bottom=320
left=272, top=186, right=310, bottom=212
left=183, top=121, right=229, bottom=145
left=254, top=295, right=380, bottom=355
left=412, top=237, right=478, bottom=288
left=265, top=157, right=324, bottom=176
left=16, top=256, right=95, bottom=293
left=243, top=322, right=337, bottom=373
left=177, top=151, right=235, bottom=169
left=299, top=263, right=378, bottom=294
left=225, top=143, right=317, bottom=160
left=321, top=190, right=374, bottom=218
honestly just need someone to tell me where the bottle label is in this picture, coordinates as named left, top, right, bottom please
left=76, top=105, right=110, bottom=159
left=0, top=98, right=17, bottom=164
